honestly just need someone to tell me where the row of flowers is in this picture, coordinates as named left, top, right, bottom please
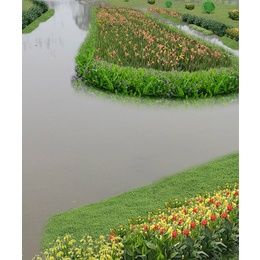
left=75, top=6, right=238, bottom=99
left=110, top=182, right=239, bottom=259
left=33, top=182, right=239, bottom=259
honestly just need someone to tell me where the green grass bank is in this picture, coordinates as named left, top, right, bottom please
left=22, top=9, right=55, bottom=34
left=41, top=152, right=239, bottom=251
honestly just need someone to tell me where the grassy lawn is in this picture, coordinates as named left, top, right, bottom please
left=22, top=0, right=34, bottom=10
left=99, top=0, right=239, bottom=28
left=22, top=9, right=55, bottom=34
left=41, top=152, right=239, bottom=251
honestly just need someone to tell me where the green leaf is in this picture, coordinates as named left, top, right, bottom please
left=196, top=251, right=209, bottom=257
left=125, top=245, right=134, bottom=256
left=169, top=252, right=179, bottom=259
left=186, top=236, right=194, bottom=249
left=204, top=226, right=213, bottom=240
left=224, top=219, right=233, bottom=232
left=136, top=255, right=147, bottom=260
left=145, top=241, right=157, bottom=251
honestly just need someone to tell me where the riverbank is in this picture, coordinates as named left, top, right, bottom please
left=41, top=152, right=239, bottom=251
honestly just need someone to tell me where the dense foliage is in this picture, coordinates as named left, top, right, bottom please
left=181, top=13, right=234, bottom=37
left=165, top=1, right=172, bottom=8
left=34, top=182, right=239, bottom=259
left=228, top=10, right=239, bottom=21
left=22, top=0, right=49, bottom=29
left=75, top=7, right=238, bottom=100
left=225, top=28, right=239, bottom=41
left=148, top=0, right=155, bottom=4
left=185, top=4, right=195, bottom=10
left=201, top=1, right=215, bottom=14
left=148, top=7, right=182, bottom=20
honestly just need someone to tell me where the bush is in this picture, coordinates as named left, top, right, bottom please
left=185, top=4, right=195, bottom=10
left=148, top=0, right=155, bottom=4
left=194, top=16, right=204, bottom=26
left=228, top=10, right=239, bottom=21
left=226, top=28, right=239, bottom=41
left=187, top=14, right=197, bottom=24
left=202, top=1, right=215, bottom=14
left=165, top=1, right=172, bottom=8
left=182, top=13, right=234, bottom=37
left=22, top=0, right=49, bottom=29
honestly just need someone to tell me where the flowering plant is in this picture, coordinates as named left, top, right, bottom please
left=185, top=4, right=195, bottom=10
left=148, top=0, right=155, bottom=4
left=225, top=28, right=239, bottom=41
left=111, top=182, right=239, bottom=259
left=76, top=7, right=239, bottom=99
left=228, top=10, right=239, bottom=21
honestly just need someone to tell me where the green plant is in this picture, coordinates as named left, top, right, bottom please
left=228, top=10, right=239, bottom=21
left=202, top=1, right=215, bottom=14
left=185, top=3, right=195, bottom=10
left=124, top=0, right=130, bottom=2
left=148, top=0, right=155, bottom=4
left=165, top=1, right=172, bottom=8
left=225, top=28, right=239, bottom=41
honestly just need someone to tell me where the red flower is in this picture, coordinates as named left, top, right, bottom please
left=178, top=219, right=184, bottom=224
left=166, top=206, right=170, bottom=209
left=229, top=220, right=232, bottom=223
left=160, top=228, right=166, bottom=234
left=154, top=225, right=159, bottom=231
left=184, top=209, right=187, bottom=215
left=226, top=192, right=230, bottom=195
left=191, top=236, right=194, bottom=240
left=199, top=199, right=203, bottom=203
left=109, top=233, right=115, bottom=240
left=227, top=204, right=232, bottom=212
left=237, top=184, right=239, bottom=187
left=209, top=198, right=214, bottom=204
left=144, top=226, right=149, bottom=231
left=150, top=218, right=153, bottom=221
left=201, top=219, right=207, bottom=226
left=193, top=208, right=197, bottom=213
left=209, top=227, right=212, bottom=230
left=172, top=216, right=177, bottom=221
left=235, top=191, right=239, bottom=196
left=172, top=231, right=177, bottom=239
left=211, top=214, right=216, bottom=221
left=190, top=221, right=195, bottom=229
left=162, top=216, right=166, bottom=220
left=187, top=200, right=190, bottom=203
left=132, top=227, right=135, bottom=230
left=183, top=229, right=189, bottom=235
left=221, top=212, right=228, bottom=218
left=215, top=202, right=221, bottom=207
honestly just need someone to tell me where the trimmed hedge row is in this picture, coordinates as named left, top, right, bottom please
left=22, top=0, right=49, bottom=29
left=182, top=13, right=234, bottom=37
left=75, top=8, right=239, bottom=100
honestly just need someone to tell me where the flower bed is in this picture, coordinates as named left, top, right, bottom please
left=22, top=0, right=49, bottom=29
left=226, top=28, right=239, bottom=41
left=228, top=10, right=239, bottom=21
left=34, top=182, right=239, bottom=259
left=75, top=7, right=239, bottom=100
left=111, top=182, right=239, bottom=259
left=148, top=7, right=182, bottom=20
left=185, top=4, right=195, bottom=10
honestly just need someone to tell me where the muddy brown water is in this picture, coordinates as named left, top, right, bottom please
left=22, top=1, right=238, bottom=259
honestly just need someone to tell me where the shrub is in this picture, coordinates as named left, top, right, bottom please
left=228, top=10, right=239, bottom=21
left=22, top=0, right=49, bottom=29
left=194, top=16, right=204, bottom=26
left=148, top=0, right=155, bottom=4
left=185, top=3, right=195, bottom=10
left=226, top=28, right=239, bottom=41
left=187, top=14, right=197, bottom=24
left=202, top=1, right=215, bottom=14
left=182, top=13, right=234, bottom=37
left=165, top=1, right=172, bottom=8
